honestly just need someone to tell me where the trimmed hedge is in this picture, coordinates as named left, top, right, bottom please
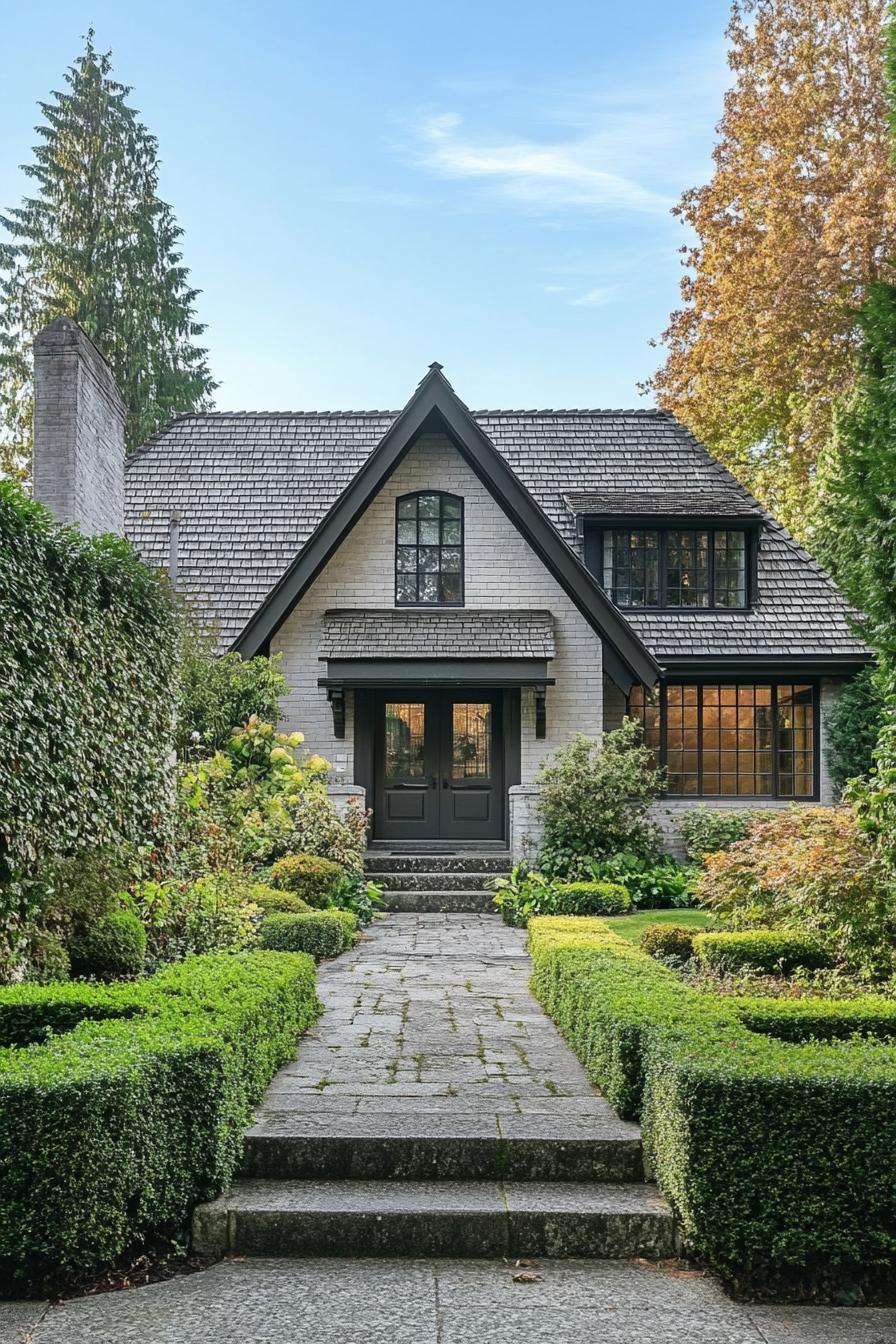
left=251, top=887, right=313, bottom=916
left=270, top=853, right=342, bottom=908
left=693, top=930, right=834, bottom=974
left=69, top=911, right=147, bottom=980
left=529, top=917, right=896, bottom=1286
left=552, top=880, right=631, bottom=915
left=640, top=923, right=699, bottom=962
left=0, top=951, right=320, bottom=1288
left=258, top=910, right=356, bottom=958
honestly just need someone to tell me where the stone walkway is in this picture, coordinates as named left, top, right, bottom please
left=3, top=914, right=896, bottom=1341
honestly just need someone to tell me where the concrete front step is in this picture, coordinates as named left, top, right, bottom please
left=241, top=1113, right=644, bottom=1183
left=373, top=870, right=500, bottom=892
left=380, top=890, right=497, bottom=913
left=364, top=853, right=512, bottom=875
left=193, top=1179, right=677, bottom=1260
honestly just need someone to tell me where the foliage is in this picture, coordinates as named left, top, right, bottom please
left=696, top=806, right=895, bottom=974
left=250, top=888, right=312, bottom=916
left=551, top=881, right=632, bottom=916
left=535, top=721, right=664, bottom=878
left=820, top=281, right=896, bottom=664
left=490, top=864, right=558, bottom=927
left=693, top=929, right=834, bottom=974
left=640, top=923, right=700, bottom=963
left=258, top=910, right=354, bottom=959
left=69, top=912, right=146, bottom=980
left=23, top=931, right=70, bottom=985
left=824, top=667, right=885, bottom=793
left=529, top=917, right=896, bottom=1289
left=646, top=0, right=896, bottom=537
left=677, top=806, right=761, bottom=861
left=270, top=853, right=343, bottom=909
left=583, top=852, right=694, bottom=908
left=176, top=620, right=287, bottom=755
left=0, top=950, right=320, bottom=1289
left=0, top=483, right=178, bottom=973
left=130, top=873, right=260, bottom=968
left=0, top=31, right=215, bottom=476
left=849, top=669, right=896, bottom=886
left=330, top=871, right=383, bottom=927
left=287, top=791, right=369, bottom=874
left=602, top=908, right=713, bottom=945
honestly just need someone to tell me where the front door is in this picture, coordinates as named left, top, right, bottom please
left=374, top=693, right=503, bottom=841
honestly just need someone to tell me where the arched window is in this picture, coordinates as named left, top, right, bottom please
left=395, top=491, right=464, bottom=605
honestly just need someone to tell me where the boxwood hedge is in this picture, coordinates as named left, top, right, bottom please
left=529, top=917, right=896, bottom=1287
left=258, top=909, right=356, bottom=958
left=0, top=950, right=320, bottom=1289
left=693, top=929, right=834, bottom=974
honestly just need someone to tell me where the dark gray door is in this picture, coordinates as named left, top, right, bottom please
left=373, top=693, right=503, bottom=842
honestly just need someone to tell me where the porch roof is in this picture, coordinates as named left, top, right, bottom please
left=319, top=608, right=556, bottom=662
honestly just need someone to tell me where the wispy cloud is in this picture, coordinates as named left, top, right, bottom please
left=569, top=285, right=617, bottom=307
left=409, top=111, right=669, bottom=217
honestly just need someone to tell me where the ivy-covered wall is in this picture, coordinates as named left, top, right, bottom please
left=0, top=482, right=178, bottom=964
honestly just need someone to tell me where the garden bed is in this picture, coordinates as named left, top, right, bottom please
left=529, top=915, right=896, bottom=1296
left=0, top=950, right=320, bottom=1293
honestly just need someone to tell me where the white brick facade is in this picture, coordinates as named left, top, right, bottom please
left=272, top=432, right=604, bottom=791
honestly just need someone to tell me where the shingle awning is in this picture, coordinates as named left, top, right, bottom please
left=318, top=609, right=556, bottom=739
left=319, top=608, right=555, bottom=661
left=563, top=489, right=762, bottom=519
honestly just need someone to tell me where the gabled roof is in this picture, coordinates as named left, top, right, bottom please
left=124, top=382, right=870, bottom=669
left=564, top=488, right=762, bottom=519
left=221, top=365, right=659, bottom=688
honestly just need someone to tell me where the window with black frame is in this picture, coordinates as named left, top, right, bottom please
left=600, top=527, right=749, bottom=608
left=629, top=682, right=816, bottom=799
left=395, top=492, right=464, bottom=605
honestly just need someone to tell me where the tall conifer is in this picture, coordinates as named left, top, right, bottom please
left=0, top=31, right=216, bottom=476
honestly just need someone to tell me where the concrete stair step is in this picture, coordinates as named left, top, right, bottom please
left=373, top=871, right=499, bottom=892
left=364, top=854, right=512, bottom=875
left=193, top=1178, right=676, bottom=1260
left=241, top=1112, right=644, bottom=1183
left=379, top=890, right=497, bottom=914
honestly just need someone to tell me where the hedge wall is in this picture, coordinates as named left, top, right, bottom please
left=0, top=950, right=320, bottom=1289
left=529, top=917, right=896, bottom=1289
left=0, top=483, right=179, bottom=962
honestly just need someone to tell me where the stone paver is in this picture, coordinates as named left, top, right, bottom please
left=252, top=913, right=630, bottom=1131
left=6, top=1258, right=896, bottom=1343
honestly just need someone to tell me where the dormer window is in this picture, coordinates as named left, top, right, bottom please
left=395, top=492, right=464, bottom=605
left=597, top=526, right=750, bottom=609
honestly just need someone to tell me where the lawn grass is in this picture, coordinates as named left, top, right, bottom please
left=602, top=907, right=713, bottom=944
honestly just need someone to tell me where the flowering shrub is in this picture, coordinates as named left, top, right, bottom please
left=130, top=873, right=260, bottom=967
left=678, top=806, right=763, bottom=860
left=696, top=806, right=895, bottom=975
left=536, top=721, right=664, bottom=878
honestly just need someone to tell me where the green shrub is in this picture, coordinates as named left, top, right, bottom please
left=250, top=887, right=312, bottom=915
left=130, top=873, right=259, bottom=966
left=287, top=790, right=369, bottom=874
left=176, top=622, right=287, bottom=755
left=678, top=806, right=759, bottom=859
left=825, top=666, right=885, bottom=794
left=552, top=881, right=632, bottom=915
left=334, top=908, right=359, bottom=949
left=258, top=911, right=350, bottom=959
left=694, top=930, right=834, bottom=974
left=697, top=807, right=894, bottom=975
left=585, top=852, right=694, bottom=908
left=331, top=871, right=382, bottom=926
left=640, top=923, right=699, bottom=962
left=69, top=912, right=147, bottom=980
left=270, top=853, right=343, bottom=908
left=490, top=864, right=554, bottom=927
left=528, top=916, right=896, bottom=1288
left=536, top=721, right=664, bottom=877
left=0, top=483, right=178, bottom=972
left=0, top=950, right=320, bottom=1288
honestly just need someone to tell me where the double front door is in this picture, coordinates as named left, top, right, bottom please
left=374, top=692, right=503, bottom=841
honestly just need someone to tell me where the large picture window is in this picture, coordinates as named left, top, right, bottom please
left=600, top=527, right=749, bottom=609
left=629, top=682, right=816, bottom=799
left=395, top=492, right=464, bottom=605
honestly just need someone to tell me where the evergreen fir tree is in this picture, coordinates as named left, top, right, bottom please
left=0, top=30, right=216, bottom=476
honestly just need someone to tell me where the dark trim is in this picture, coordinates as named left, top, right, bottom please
left=660, top=655, right=872, bottom=678
left=582, top=513, right=763, bottom=530
left=320, top=656, right=554, bottom=687
left=327, top=686, right=346, bottom=739
left=394, top=490, right=464, bottom=607
left=631, top=677, right=821, bottom=802
left=586, top=520, right=759, bottom=613
left=230, top=364, right=660, bottom=687
left=534, top=684, right=547, bottom=739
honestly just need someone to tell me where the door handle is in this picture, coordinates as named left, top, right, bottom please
left=442, top=778, right=449, bottom=789
left=430, top=775, right=437, bottom=789
left=392, top=782, right=426, bottom=790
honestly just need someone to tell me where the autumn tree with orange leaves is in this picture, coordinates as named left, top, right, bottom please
left=646, top=0, right=896, bottom=538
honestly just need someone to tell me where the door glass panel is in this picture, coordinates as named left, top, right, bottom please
left=385, top=703, right=426, bottom=779
left=452, top=703, right=491, bottom=779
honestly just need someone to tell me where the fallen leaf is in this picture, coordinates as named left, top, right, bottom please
left=512, top=1269, right=542, bottom=1284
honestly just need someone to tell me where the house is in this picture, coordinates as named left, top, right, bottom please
left=31, top=317, right=871, bottom=856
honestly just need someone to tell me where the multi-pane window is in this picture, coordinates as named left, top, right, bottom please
left=395, top=492, right=463, bottom=605
left=629, top=683, right=815, bottom=799
left=599, top=528, right=749, bottom=608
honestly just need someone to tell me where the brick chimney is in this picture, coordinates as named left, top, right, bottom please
left=32, top=317, right=126, bottom=537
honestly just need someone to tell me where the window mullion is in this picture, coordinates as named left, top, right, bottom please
left=771, top=684, right=779, bottom=798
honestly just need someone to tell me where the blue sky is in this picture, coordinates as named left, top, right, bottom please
left=1, top=1, right=730, bottom=411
